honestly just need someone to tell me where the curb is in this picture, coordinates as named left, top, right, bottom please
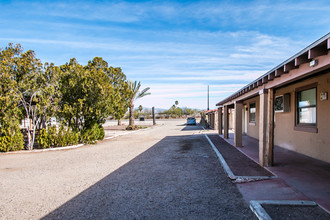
left=204, top=134, right=275, bottom=182
left=218, top=134, right=277, bottom=178
left=0, top=144, right=85, bottom=154
left=250, top=200, right=317, bottom=220
left=205, top=134, right=236, bottom=179
left=1, top=125, right=156, bottom=155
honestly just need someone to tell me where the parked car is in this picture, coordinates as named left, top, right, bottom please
left=187, top=117, right=196, bottom=125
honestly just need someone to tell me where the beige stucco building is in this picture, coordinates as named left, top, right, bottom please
left=204, top=109, right=218, bottom=129
left=216, top=33, right=330, bottom=166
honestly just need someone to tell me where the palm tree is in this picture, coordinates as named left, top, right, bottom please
left=128, top=81, right=150, bottom=126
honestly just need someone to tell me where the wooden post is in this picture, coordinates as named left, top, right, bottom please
left=211, top=113, right=214, bottom=128
left=224, top=105, right=229, bottom=139
left=258, top=89, right=274, bottom=166
left=152, top=107, right=156, bottom=125
left=218, top=107, right=223, bottom=135
left=214, top=110, right=218, bottom=131
left=234, top=102, right=243, bottom=147
left=259, top=89, right=267, bottom=166
left=266, top=89, right=274, bottom=166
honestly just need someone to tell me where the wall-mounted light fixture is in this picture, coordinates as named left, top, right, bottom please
left=320, top=92, right=328, bottom=101
left=310, top=59, right=318, bottom=67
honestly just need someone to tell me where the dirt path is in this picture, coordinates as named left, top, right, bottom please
left=0, top=120, right=254, bottom=219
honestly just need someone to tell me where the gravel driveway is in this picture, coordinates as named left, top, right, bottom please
left=0, top=119, right=255, bottom=219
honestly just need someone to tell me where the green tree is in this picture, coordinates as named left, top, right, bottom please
left=84, top=57, right=114, bottom=129
left=57, top=57, right=133, bottom=143
left=128, top=81, right=150, bottom=126
left=57, top=57, right=112, bottom=136
left=0, top=43, right=49, bottom=150
left=0, top=44, right=24, bottom=151
left=1, top=44, right=133, bottom=150
left=38, top=62, right=61, bottom=128
left=174, top=107, right=183, bottom=118
left=137, top=105, right=143, bottom=118
left=175, top=100, right=179, bottom=106
left=163, top=102, right=185, bottom=118
left=0, top=43, right=62, bottom=150
left=182, top=107, right=199, bottom=116
left=106, top=67, right=132, bottom=126
left=138, top=105, right=143, bottom=113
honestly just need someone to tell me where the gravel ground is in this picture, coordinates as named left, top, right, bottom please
left=262, top=204, right=330, bottom=220
left=207, top=134, right=273, bottom=177
left=0, top=120, right=255, bottom=220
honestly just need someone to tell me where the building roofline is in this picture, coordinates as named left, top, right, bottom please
left=216, top=32, right=330, bottom=106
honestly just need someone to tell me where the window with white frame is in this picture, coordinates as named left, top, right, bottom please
left=295, top=83, right=317, bottom=132
left=249, top=102, right=256, bottom=123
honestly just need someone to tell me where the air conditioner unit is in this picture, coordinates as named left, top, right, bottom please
left=275, top=93, right=290, bottom=113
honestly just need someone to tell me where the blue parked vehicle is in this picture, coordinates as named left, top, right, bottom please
left=187, top=117, right=196, bottom=125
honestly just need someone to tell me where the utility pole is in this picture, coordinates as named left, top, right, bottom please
left=207, top=85, right=210, bottom=110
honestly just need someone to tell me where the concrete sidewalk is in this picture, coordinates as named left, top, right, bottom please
left=220, top=133, right=330, bottom=213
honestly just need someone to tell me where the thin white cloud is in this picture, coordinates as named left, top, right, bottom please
left=10, top=1, right=143, bottom=23
left=2, top=0, right=329, bottom=110
left=134, top=82, right=242, bottom=109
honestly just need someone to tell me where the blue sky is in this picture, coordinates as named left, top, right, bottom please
left=1, top=0, right=330, bottom=109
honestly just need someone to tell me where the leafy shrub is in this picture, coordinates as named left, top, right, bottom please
left=37, top=126, right=80, bottom=148
left=98, top=125, right=105, bottom=140
left=56, top=126, right=66, bottom=147
left=47, top=125, right=57, bottom=147
left=125, top=125, right=138, bottom=130
left=64, top=128, right=80, bottom=146
left=55, top=126, right=80, bottom=147
left=37, top=128, right=49, bottom=149
left=0, top=127, right=24, bottom=152
left=82, top=123, right=104, bottom=144
left=125, top=125, right=147, bottom=130
left=37, top=125, right=58, bottom=148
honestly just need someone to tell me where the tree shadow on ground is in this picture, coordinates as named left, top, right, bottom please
left=42, top=134, right=254, bottom=220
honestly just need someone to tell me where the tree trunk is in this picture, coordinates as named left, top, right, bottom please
left=41, top=115, right=46, bottom=129
left=117, top=119, right=122, bottom=126
left=152, top=106, right=156, bottom=125
left=129, top=103, right=134, bottom=126
left=27, top=130, right=31, bottom=150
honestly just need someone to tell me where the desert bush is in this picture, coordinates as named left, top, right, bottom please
left=56, top=126, right=66, bottom=147
left=126, top=125, right=141, bottom=130
left=55, top=126, right=80, bottom=147
left=82, top=123, right=104, bottom=144
left=37, top=128, right=49, bottom=149
left=98, top=125, right=105, bottom=140
left=0, top=127, right=24, bottom=152
left=47, top=125, right=57, bottom=147
left=37, top=125, right=58, bottom=148
left=64, top=128, right=80, bottom=146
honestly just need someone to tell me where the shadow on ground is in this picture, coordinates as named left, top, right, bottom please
left=42, top=132, right=254, bottom=220
left=207, top=134, right=274, bottom=177
left=181, top=124, right=202, bottom=131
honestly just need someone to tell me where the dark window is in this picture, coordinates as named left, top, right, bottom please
left=249, top=103, right=256, bottom=123
left=295, top=83, right=317, bottom=133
